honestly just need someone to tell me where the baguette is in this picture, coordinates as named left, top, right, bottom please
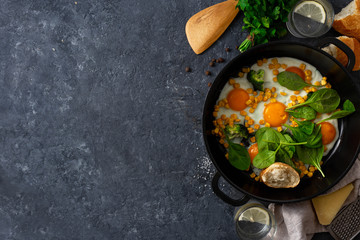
left=322, top=36, right=360, bottom=71
left=260, top=162, right=300, bottom=188
left=332, top=0, right=360, bottom=40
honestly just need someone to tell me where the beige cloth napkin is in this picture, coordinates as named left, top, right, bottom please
left=268, top=156, right=360, bottom=240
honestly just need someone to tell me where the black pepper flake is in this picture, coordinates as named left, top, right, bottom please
left=217, top=57, right=225, bottom=63
left=225, top=47, right=230, bottom=52
left=209, top=62, right=215, bottom=67
left=211, top=58, right=216, bottom=63
left=205, top=71, right=211, bottom=76
left=185, top=67, right=191, bottom=72
left=208, top=82, right=212, bottom=87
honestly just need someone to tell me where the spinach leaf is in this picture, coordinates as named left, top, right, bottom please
left=254, top=128, right=306, bottom=169
left=256, top=127, right=285, bottom=151
left=277, top=71, right=313, bottom=90
left=296, top=145, right=325, bottom=177
left=344, top=99, right=356, bottom=111
left=287, top=88, right=340, bottom=113
left=276, top=136, right=297, bottom=169
left=284, top=124, right=308, bottom=143
left=277, top=147, right=297, bottom=169
left=283, top=133, right=296, bottom=154
left=252, top=150, right=276, bottom=169
left=295, top=120, right=314, bottom=135
left=305, top=124, right=322, bottom=148
left=317, top=99, right=356, bottom=124
left=287, top=106, right=316, bottom=120
left=284, top=122, right=322, bottom=148
left=256, top=127, right=275, bottom=150
left=228, top=140, right=251, bottom=170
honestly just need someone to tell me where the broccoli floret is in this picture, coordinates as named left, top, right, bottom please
left=247, top=69, right=264, bottom=91
left=224, top=124, right=249, bottom=140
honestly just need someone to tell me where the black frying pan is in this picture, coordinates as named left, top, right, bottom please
left=202, top=38, right=360, bottom=206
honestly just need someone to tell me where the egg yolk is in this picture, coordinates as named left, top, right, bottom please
left=319, top=122, right=336, bottom=145
left=226, top=88, right=250, bottom=111
left=248, top=143, right=258, bottom=163
left=286, top=66, right=306, bottom=80
left=263, top=102, right=288, bottom=127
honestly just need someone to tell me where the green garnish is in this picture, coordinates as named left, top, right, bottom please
left=286, top=88, right=340, bottom=113
left=287, top=106, right=317, bottom=120
left=277, top=71, right=318, bottom=90
left=236, top=0, right=298, bottom=52
left=317, top=100, right=356, bottom=124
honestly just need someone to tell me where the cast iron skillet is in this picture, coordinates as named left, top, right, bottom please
left=202, top=38, right=360, bottom=206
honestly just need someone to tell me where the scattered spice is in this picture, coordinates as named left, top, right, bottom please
left=205, top=71, right=211, bottom=76
left=208, top=82, right=212, bottom=87
left=209, top=62, right=215, bottom=67
left=217, top=57, right=225, bottom=63
left=225, top=47, right=230, bottom=52
left=185, top=67, right=191, bottom=72
left=211, top=58, right=216, bottom=63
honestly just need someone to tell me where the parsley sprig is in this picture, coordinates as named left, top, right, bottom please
left=236, top=0, right=298, bottom=52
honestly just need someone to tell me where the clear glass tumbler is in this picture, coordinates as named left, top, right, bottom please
left=234, top=202, right=276, bottom=240
left=286, top=0, right=335, bottom=38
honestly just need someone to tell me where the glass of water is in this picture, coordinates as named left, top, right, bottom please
left=286, top=0, right=335, bottom=38
left=234, top=202, right=276, bottom=240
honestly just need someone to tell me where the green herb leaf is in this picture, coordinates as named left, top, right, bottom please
left=272, top=6, right=280, bottom=19
left=254, top=128, right=307, bottom=170
left=256, top=127, right=284, bottom=151
left=305, top=124, right=323, bottom=148
left=344, top=99, right=356, bottom=111
left=284, top=122, right=322, bottom=149
left=237, top=0, right=297, bottom=51
left=252, top=150, right=276, bottom=169
left=237, top=0, right=249, bottom=11
left=228, top=141, right=251, bottom=170
left=261, top=17, right=270, bottom=28
left=296, top=145, right=325, bottom=177
left=277, top=71, right=312, bottom=90
left=317, top=99, right=356, bottom=124
left=287, top=88, right=341, bottom=113
left=283, top=133, right=296, bottom=154
left=286, top=106, right=317, bottom=120
left=295, top=120, right=314, bottom=135
left=284, top=124, right=308, bottom=143
left=224, top=131, right=251, bottom=170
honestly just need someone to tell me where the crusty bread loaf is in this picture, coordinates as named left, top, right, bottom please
left=332, top=0, right=360, bottom=40
left=321, top=36, right=360, bottom=71
left=260, top=162, right=300, bottom=188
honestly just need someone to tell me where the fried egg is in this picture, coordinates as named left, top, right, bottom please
left=314, top=115, right=339, bottom=156
left=214, top=57, right=338, bottom=156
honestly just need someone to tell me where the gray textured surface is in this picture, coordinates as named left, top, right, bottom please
left=0, top=0, right=358, bottom=239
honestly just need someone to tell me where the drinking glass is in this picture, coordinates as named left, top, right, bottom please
left=286, top=0, right=335, bottom=38
left=234, top=202, right=276, bottom=240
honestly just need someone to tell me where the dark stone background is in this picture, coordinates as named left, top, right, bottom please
left=0, top=0, right=358, bottom=239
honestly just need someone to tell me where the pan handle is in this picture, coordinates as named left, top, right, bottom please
left=317, top=37, right=355, bottom=72
left=211, top=172, right=250, bottom=206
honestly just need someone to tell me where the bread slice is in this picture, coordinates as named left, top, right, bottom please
left=260, top=162, right=300, bottom=188
left=321, top=36, right=360, bottom=71
left=332, top=0, right=360, bottom=40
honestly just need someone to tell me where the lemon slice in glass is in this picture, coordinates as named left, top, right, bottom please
left=238, top=206, right=270, bottom=225
left=294, top=1, right=326, bottom=24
